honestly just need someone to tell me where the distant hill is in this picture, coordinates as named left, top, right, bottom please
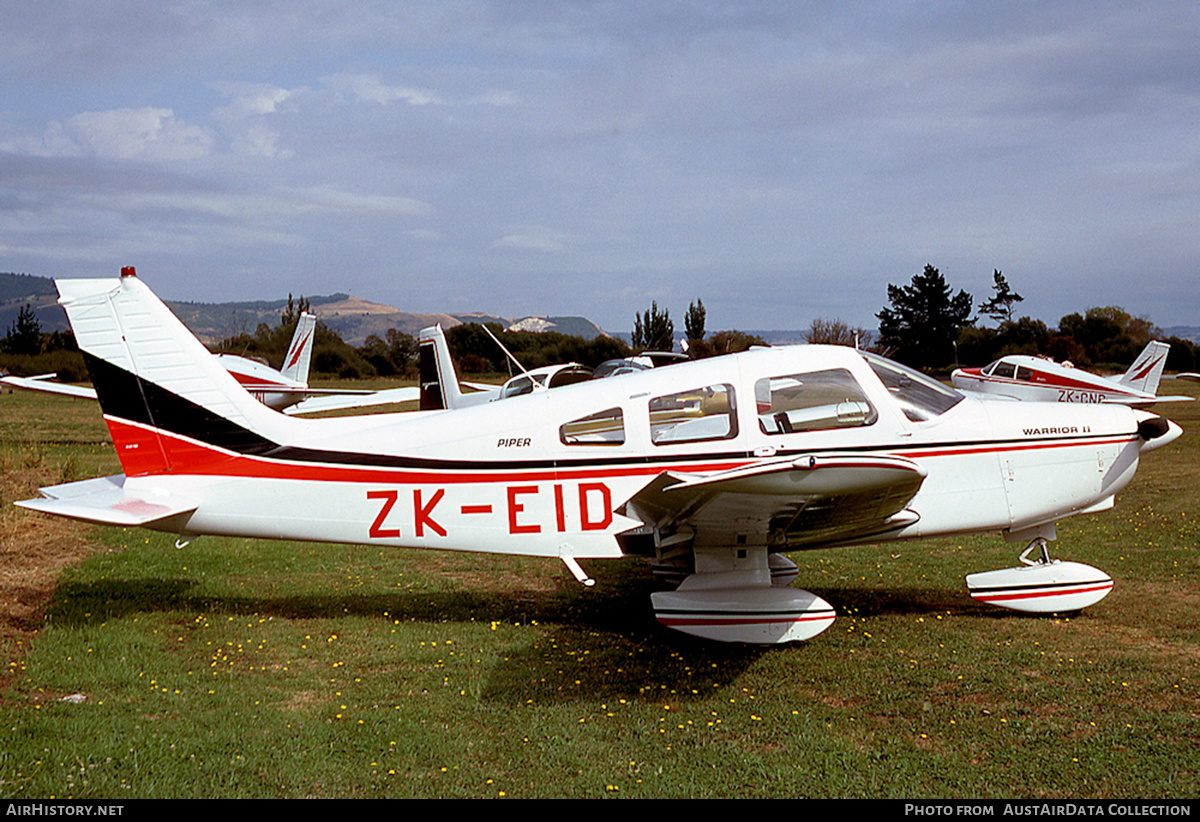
left=0, top=273, right=64, bottom=335
left=0, top=273, right=56, bottom=302
left=611, top=329, right=812, bottom=347
left=165, top=292, right=351, bottom=342
left=0, top=272, right=613, bottom=346
left=1163, top=326, right=1200, bottom=345
left=291, top=293, right=610, bottom=345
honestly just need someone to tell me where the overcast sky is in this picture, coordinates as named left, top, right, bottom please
left=2, top=2, right=1198, bottom=334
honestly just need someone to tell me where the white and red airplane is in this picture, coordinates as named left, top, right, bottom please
left=213, top=311, right=326, bottom=411
left=15, top=268, right=1183, bottom=643
left=951, top=341, right=1194, bottom=405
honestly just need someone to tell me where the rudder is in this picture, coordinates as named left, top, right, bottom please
left=1117, top=341, right=1169, bottom=396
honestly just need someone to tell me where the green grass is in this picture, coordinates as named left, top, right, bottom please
left=1, top=381, right=1198, bottom=798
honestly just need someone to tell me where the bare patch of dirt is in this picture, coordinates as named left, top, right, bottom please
left=0, top=460, right=107, bottom=690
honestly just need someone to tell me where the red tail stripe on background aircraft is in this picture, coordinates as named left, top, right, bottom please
left=14, top=268, right=1183, bottom=644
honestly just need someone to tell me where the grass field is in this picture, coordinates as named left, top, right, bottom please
left=1, top=380, right=1198, bottom=799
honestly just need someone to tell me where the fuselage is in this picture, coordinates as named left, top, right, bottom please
left=214, top=353, right=307, bottom=411
left=114, top=345, right=1150, bottom=559
left=951, top=356, right=1149, bottom=404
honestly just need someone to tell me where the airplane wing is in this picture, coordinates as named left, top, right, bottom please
left=1173, top=373, right=1200, bottom=383
left=1, top=374, right=97, bottom=399
left=617, top=453, right=926, bottom=549
left=283, top=386, right=421, bottom=415
left=16, top=475, right=197, bottom=527
left=1120, top=395, right=1195, bottom=405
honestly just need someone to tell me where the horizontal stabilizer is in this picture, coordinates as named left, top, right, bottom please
left=1123, top=394, right=1195, bottom=405
left=1, top=374, right=97, bottom=399
left=16, top=475, right=197, bottom=527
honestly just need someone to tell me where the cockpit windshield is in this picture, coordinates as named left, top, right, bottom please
left=859, top=352, right=964, bottom=422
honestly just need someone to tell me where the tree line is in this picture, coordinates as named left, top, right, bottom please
left=4, top=274, right=1196, bottom=384
left=872, top=264, right=1198, bottom=373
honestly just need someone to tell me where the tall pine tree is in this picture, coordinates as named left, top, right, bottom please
left=876, top=265, right=974, bottom=369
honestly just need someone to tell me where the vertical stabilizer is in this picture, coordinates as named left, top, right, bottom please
left=57, top=268, right=289, bottom=475
left=417, top=324, right=464, bottom=410
left=1117, top=341, right=1169, bottom=396
left=280, top=311, right=317, bottom=384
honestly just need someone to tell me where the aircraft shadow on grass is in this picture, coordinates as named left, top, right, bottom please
left=45, top=569, right=1062, bottom=705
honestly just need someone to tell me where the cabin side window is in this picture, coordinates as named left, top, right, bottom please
left=992, top=361, right=1016, bottom=379
left=560, top=407, right=625, bottom=445
left=755, top=369, right=877, bottom=435
left=649, top=384, right=738, bottom=445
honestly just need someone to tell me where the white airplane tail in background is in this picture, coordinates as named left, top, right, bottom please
left=280, top=311, right=317, bottom=384
left=1117, top=341, right=1169, bottom=396
left=417, top=324, right=464, bottom=410
left=416, top=324, right=501, bottom=410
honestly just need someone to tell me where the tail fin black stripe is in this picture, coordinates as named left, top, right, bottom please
left=83, top=352, right=277, bottom=456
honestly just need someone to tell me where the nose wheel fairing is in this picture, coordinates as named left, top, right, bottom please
left=965, top=537, right=1113, bottom=613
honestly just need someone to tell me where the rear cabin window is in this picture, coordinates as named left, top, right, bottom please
left=560, top=407, right=625, bottom=445
left=755, top=369, right=877, bottom=435
left=649, top=384, right=738, bottom=444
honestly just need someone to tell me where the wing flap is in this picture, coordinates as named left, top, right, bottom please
left=16, top=475, right=197, bottom=527
left=618, top=454, right=926, bottom=549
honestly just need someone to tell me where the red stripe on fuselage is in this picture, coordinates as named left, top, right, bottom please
left=102, top=416, right=1138, bottom=484
left=965, top=370, right=1134, bottom=397
left=104, top=417, right=172, bottom=476
left=227, top=370, right=289, bottom=390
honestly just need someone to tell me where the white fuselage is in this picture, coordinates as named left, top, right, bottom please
left=112, top=345, right=1147, bottom=558
left=951, top=357, right=1149, bottom=404
left=213, top=353, right=307, bottom=411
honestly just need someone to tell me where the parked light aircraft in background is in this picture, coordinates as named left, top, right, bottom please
left=415, top=324, right=602, bottom=410
left=0, top=310, right=409, bottom=415
left=415, top=325, right=688, bottom=411
left=14, top=269, right=1183, bottom=643
left=951, top=341, right=1194, bottom=405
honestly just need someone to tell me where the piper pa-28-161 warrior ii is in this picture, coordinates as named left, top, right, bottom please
left=950, top=341, right=1194, bottom=406
left=15, top=268, right=1183, bottom=644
